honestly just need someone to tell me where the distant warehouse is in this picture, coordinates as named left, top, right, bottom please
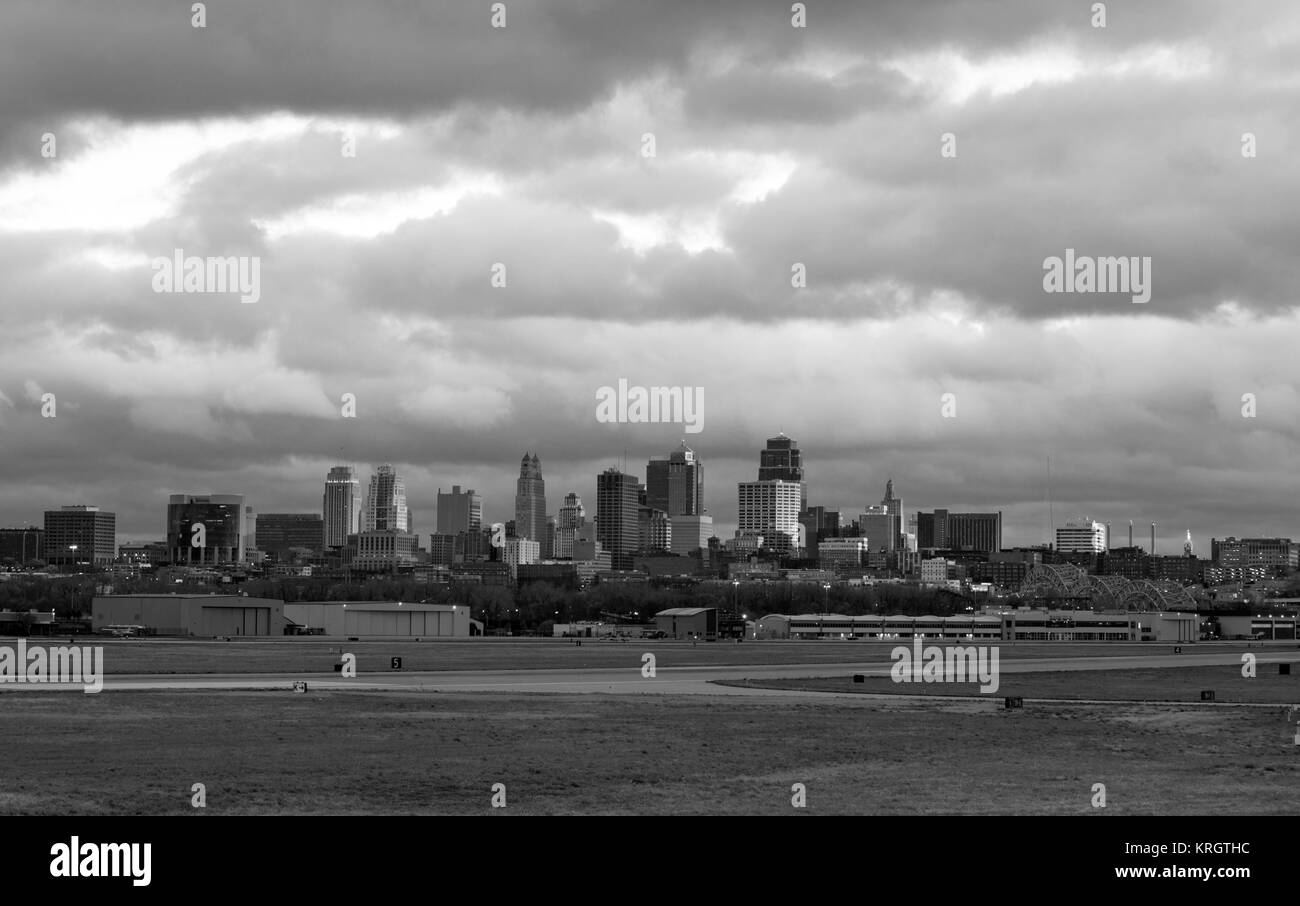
left=283, top=601, right=470, bottom=638
left=92, top=594, right=285, bottom=637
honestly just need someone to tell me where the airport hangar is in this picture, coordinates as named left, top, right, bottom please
left=92, top=595, right=470, bottom=638
left=92, top=594, right=285, bottom=636
left=283, top=601, right=470, bottom=637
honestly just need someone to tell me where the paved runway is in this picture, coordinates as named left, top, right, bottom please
left=5, top=648, right=1297, bottom=696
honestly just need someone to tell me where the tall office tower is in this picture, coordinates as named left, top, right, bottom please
left=645, top=442, right=704, bottom=516
left=881, top=479, right=905, bottom=548
left=916, top=510, right=942, bottom=548
left=947, top=512, right=1002, bottom=552
left=323, top=466, right=361, bottom=549
left=799, top=506, right=842, bottom=546
left=737, top=480, right=803, bottom=554
left=670, top=514, right=713, bottom=557
left=859, top=504, right=899, bottom=553
left=1056, top=519, right=1108, bottom=554
left=436, top=485, right=482, bottom=535
left=43, top=506, right=116, bottom=566
left=917, top=509, right=1003, bottom=553
left=514, top=453, right=547, bottom=544
left=757, top=433, right=806, bottom=508
left=596, top=468, right=639, bottom=570
left=257, top=514, right=324, bottom=562
left=165, top=495, right=246, bottom=565
left=363, top=464, right=408, bottom=532
left=0, top=526, right=43, bottom=563
left=554, top=492, right=587, bottom=559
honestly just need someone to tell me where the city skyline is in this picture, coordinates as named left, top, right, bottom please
left=0, top=443, right=1289, bottom=556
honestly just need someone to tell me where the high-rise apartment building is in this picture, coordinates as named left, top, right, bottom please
left=596, top=468, right=639, bottom=570
left=363, top=464, right=408, bottom=532
left=514, top=453, right=547, bottom=545
left=323, top=466, right=361, bottom=549
left=645, top=443, right=704, bottom=517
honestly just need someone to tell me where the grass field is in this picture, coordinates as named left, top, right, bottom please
left=730, top=665, right=1300, bottom=704
left=3, top=688, right=1298, bottom=815
left=8, top=638, right=1299, bottom=815
left=5, top=636, right=1290, bottom=675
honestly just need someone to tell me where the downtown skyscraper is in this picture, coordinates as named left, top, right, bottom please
left=436, top=485, right=482, bottom=535
left=758, top=432, right=806, bottom=509
left=323, top=466, right=361, bottom=549
left=645, top=442, right=704, bottom=516
left=739, top=435, right=804, bottom=555
left=880, top=479, right=905, bottom=550
left=363, top=464, right=409, bottom=532
left=554, top=492, right=587, bottom=559
left=514, top=453, right=547, bottom=546
left=597, top=468, right=639, bottom=570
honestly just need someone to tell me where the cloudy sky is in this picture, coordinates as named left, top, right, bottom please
left=0, top=0, right=1297, bottom=550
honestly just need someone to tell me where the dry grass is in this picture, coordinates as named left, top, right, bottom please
left=3, top=688, right=1298, bottom=815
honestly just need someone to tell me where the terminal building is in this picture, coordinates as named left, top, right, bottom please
left=755, top=609, right=1198, bottom=642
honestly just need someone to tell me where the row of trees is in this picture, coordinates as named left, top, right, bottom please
left=0, top=571, right=966, bottom=627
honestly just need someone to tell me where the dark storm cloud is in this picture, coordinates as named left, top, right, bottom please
left=0, top=0, right=1250, bottom=164
left=2, top=0, right=1300, bottom=548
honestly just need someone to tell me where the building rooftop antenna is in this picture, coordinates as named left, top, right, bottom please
left=1046, top=455, right=1053, bottom=546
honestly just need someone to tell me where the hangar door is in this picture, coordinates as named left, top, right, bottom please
left=201, top=606, right=270, bottom=636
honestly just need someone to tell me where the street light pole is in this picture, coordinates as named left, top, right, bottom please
left=821, top=582, right=830, bottom=640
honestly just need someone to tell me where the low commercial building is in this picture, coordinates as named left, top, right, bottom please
left=781, top=613, right=1004, bottom=640
left=654, top=607, right=717, bottom=640
left=92, top=594, right=285, bottom=637
left=282, top=601, right=470, bottom=637
left=1002, top=610, right=1197, bottom=642
left=0, top=610, right=56, bottom=635
left=552, top=621, right=626, bottom=638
